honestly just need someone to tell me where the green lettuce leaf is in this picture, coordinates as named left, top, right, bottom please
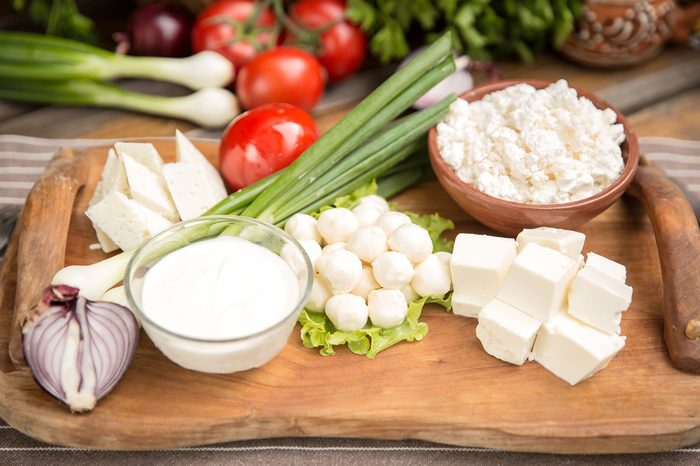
left=298, top=293, right=452, bottom=358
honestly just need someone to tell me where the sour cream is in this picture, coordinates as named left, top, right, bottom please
left=140, top=235, right=300, bottom=340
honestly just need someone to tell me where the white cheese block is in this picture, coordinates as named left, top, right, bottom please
left=114, top=142, right=165, bottom=176
left=497, top=243, right=579, bottom=323
left=163, top=162, right=219, bottom=220
left=476, top=298, right=541, bottom=365
left=452, top=293, right=489, bottom=318
left=121, top=154, right=179, bottom=222
left=585, top=252, right=627, bottom=282
left=89, top=149, right=129, bottom=253
left=530, top=312, right=626, bottom=385
left=85, top=191, right=172, bottom=251
left=175, top=130, right=228, bottom=200
left=568, top=266, right=632, bottom=334
left=516, top=227, right=586, bottom=259
left=450, top=233, right=516, bottom=297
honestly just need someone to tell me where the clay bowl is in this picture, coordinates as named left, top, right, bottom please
left=428, top=79, right=640, bottom=236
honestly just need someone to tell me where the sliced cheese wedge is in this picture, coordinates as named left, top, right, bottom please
left=114, top=142, right=165, bottom=176
left=175, top=130, right=227, bottom=199
left=163, top=162, right=219, bottom=220
left=121, top=154, right=179, bottom=222
left=86, top=191, right=172, bottom=251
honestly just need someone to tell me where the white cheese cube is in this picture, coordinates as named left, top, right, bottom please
left=585, top=252, right=627, bottom=282
left=516, top=227, right=586, bottom=259
left=94, top=227, right=119, bottom=253
left=452, top=293, right=489, bottom=318
left=163, top=162, right=220, bottom=220
left=568, top=266, right=632, bottom=334
left=89, top=149, right=129, bottom=253
left=450, top=233, right=516, bottom=297
left=531, top=312, right=626, bottom=385
left=121, top=154, right=179, bottom=222
left=114, top=142, right=165, bottom=175
left=476, top=298, right=541, bottom=365
left=86, top=191, right=172, bottom=251
left=497, top=243, right=579, bottom=323
left=176, top=130, right=228, bottom=200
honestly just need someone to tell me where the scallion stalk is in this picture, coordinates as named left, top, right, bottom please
left=376, top=168, right=425, bottom=199
left=241, top=33, right=454, bottom=222
left=205, top=171, right=281, bottom=216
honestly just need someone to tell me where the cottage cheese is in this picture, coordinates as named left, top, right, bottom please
left=436, top=80, right=626, bottom=204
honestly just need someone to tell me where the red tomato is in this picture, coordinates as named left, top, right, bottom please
left=219, top=103, right=319, bottom=190
left=192, top=0, right=276, bottom=73
left=289, top=0, right=367, bottom=82
left=236, top=46, right=325, bottom=111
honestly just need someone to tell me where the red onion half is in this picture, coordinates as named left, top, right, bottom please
left=22, top=285, right=139, bottom=413
left=123, top=3, right=193, bottom=57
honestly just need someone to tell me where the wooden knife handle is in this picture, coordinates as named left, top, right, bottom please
left=8, top=148, right=89, bottom=367
left=629, top=158, right=700, bottom=373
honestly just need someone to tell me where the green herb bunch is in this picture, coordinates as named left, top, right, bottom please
left=347, top=0, right=583, bottom=63
left=11, top=0, right=96, bottom=42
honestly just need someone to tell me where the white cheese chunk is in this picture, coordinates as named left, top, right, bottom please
left=121, top=154, right=179, bottom=222
left=94, top=227, right=119, bottom=253
left=451, top=293, right=489, bottom=318
left=450, top=233, right=516, bottom=297
left=531, top=312, right=626, bottom=385
left=163, top=162, right=219, bottom=220
left=89, top=149, right=129, bottom=253
left=568, top=266, right=632, bottom=334
left=114, top=142, right=165, bottom=176
left=85, top=191, right=172, bottom=251
left=476, top=298, right=541, bottom=365
left=585, top=252, right=627, bottom=282
left=176, top=130, right=228, bottom=200
left=497, top=243, right=579, bottom=323
left=516, top=227, right=585, bottom=259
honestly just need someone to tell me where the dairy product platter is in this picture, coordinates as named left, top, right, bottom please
left=1, top=139, right=700, bottom=453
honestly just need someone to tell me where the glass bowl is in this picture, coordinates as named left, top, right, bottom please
left=124, top=215, right=312, bottom=374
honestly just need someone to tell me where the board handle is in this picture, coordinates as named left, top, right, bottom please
left=8, top=148, right=89, bottom=367
left=629, top=157, right=700, bottom=373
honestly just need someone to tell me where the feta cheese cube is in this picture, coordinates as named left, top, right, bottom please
left=121, top=154, right=179, bottom=222
left=176, top=130, right=228, bottom=200
left=568, top=266, right=632, bottom=334
left=476, top=298, right=541, bottom=365
left=497, top=243, right=579, bottom=322
left=585, top=252, right=627, bottom=282
left=531, top=312, right=626, bottom=385
left=163, top=162, right=219, bottom=220
left=450, top=233, right=516, bottom=297
left=516, top=227, right=585, bottom=259
left=452, top=293, right=489, bottom=318
left=86, top=191, right=172, bottom=251
left=114, top=142, right=165, bottom=176
left=89, top=149, right=128, bottom=253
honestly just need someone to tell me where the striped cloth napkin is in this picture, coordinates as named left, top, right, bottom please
left=1, top=134, right=698, bottom=210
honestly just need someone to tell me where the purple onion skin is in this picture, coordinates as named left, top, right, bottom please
left=22, top=285, right=139, bottom=413
left=127, top=3, right=193, bottom=57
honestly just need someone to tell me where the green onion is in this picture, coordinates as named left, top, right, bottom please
left=0, top=78, right=239, bottom=128
left=241, top=33, right=454, bottom=222
left=206, top=172, right=281, bottom=216
left=0, top=32, right=233, bottom=90
left=377, top=168, right=425, bottom=199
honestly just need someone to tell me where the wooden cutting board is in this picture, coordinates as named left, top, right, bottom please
left=1, top=140, right=699, bottom=453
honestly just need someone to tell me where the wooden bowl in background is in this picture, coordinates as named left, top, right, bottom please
left=427, top=79, right=640, bottom=236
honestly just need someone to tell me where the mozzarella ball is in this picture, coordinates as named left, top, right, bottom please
left=412, top=254, right=452, bottom=298
left=357, top=194, right=390, bottom=213
left=299, top=240, right=322, bottom=270
left=435, top=251, right=452, bottom=264
left=306, top=276, right=331, bottom=313
left=346, top=226, right=388, bottom=263
left=351, top=203, right=384, bottom=227
left=400, top=284, right=420, bottom=303
left=285, top=213, right=322, bottom=243
left=316, top=249, right=363, bottom=295
left=376, top=211, right=411, bottom=237
left=322, top=242, right=346, bottom=254
left=388, top=223, right=433, bottom=263
left=371, top=251, right=414, bottom=289
left=317, top=208, right=359, bottom=243
left=325, top=294, right=368, bottom=331
left=368, top=289, right=408, bottom=329
left=351, top=266, right=380, bottom=301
